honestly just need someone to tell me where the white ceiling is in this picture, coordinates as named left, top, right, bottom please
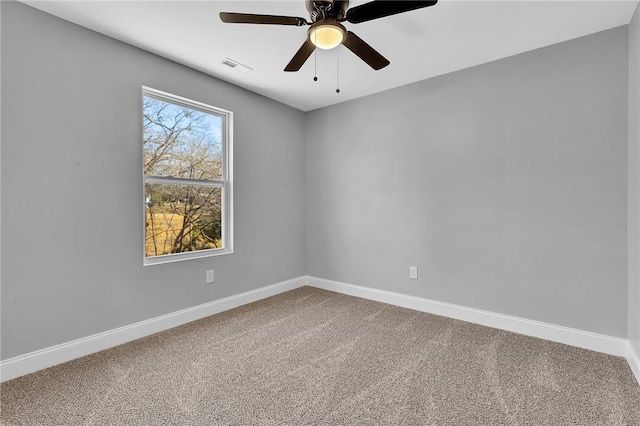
left=22, top=0, right=639, bottom=111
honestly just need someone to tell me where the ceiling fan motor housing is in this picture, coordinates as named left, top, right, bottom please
left=306, top=0, right=349, bottom=22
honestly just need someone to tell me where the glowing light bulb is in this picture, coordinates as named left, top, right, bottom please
left=309, top=23, right=346, bottom=50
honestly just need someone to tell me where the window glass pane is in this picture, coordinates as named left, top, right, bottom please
left=145, top=183, right=222, bottom=257
left=143, top=96, right=223, bottom=180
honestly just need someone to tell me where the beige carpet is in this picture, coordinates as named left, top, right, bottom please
left=1, top=286, right=639, bottom=425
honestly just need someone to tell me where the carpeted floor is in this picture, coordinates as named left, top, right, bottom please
left=1, top=286, right=639, bottom=425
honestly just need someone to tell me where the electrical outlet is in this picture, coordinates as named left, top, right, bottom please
left=206, top=269, right=214, bottom=283
left=409, top=266, right=418, bottom=279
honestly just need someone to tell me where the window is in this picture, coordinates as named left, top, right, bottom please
left=142, top=87, right=232, bottom=265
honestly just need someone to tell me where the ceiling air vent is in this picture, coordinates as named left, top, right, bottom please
left=222, top=58, right=253, bottom=74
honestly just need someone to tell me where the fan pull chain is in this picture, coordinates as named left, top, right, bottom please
left=314, top=50, right=318, bottom=81
left=313, top=32, right=318, bottom=82
left=336, top=51, right=340, bottom=93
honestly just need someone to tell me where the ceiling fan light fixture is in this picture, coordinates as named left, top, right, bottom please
left=309, top=22, right=346, bottom=50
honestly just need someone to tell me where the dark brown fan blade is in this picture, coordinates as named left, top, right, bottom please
left=346, top=1, right=437, bottom=24
left=220, top=12, right=308, bottom=26
left=342, top=32, right=389, bottom=70
left=284, top=39, right=316, bottom=72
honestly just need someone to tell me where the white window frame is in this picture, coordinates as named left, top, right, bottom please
left=142, top=86, right=233, bottom=266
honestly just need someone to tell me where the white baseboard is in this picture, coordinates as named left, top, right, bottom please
left=3, top=275, right=636, bottom=386
left=627, top=341, right=640, bottom=386
left=305, top=276, right=628, bottom=358
left=0, top=276, right=306, bottom=383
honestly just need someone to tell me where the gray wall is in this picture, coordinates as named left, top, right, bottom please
left=305, top=27, right=629, bottom=337
left=629, top=3, right=640, bottom=356
left=0, top=2, right=305, bottom=359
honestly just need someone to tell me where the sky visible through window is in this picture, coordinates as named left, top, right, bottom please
left=143, top=96, right=223, bottom=180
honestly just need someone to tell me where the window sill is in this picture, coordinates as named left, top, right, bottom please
left=143, top=248, right=232, bottom=266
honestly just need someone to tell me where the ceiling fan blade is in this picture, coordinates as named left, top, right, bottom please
left=220, top=12, right=308, bottom=26
left=346, top=1, right=437, bottom=24
left=342, top=32, right=390, bottom=70
left=284, top=39, right=316, bottom=72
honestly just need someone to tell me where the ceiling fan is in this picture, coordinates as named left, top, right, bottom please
left=220, top=1, right=438, bottom=72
